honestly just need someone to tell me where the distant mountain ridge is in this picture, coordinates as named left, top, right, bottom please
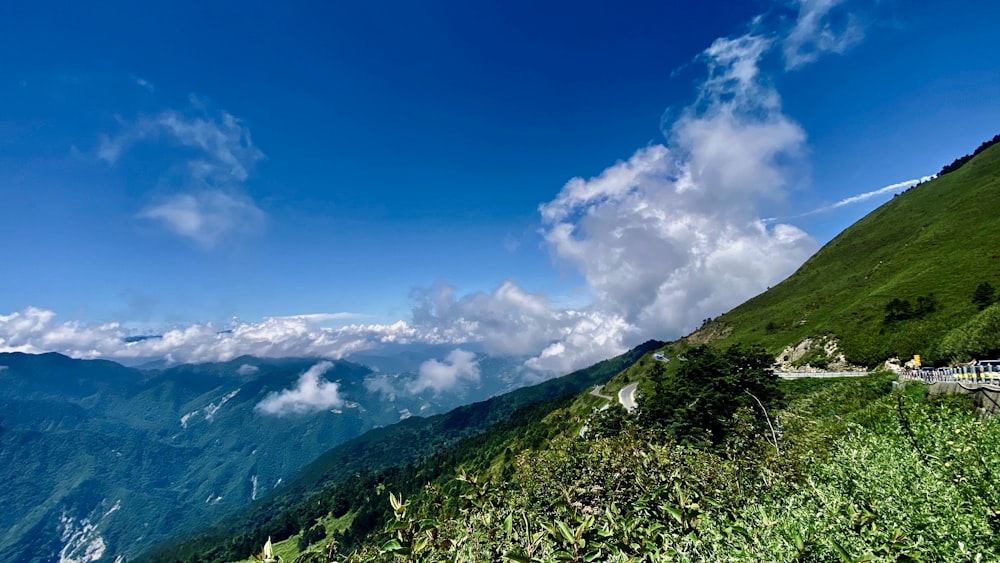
left=0, top=350, right=537, bottom=562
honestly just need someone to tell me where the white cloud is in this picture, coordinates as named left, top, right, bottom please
left=783, top=0, right=866, bottom=70
left=407, top=349, right=480, bottom=394
left=99, top=105, right=267, bottom=247
left=780, top=175, right=936, bottom=219
left=130, top=75, right=155, bottom=92
left=411, top=280, right=568, bottom=357
left=255, top=361, right=343, bottom=416
left=539, top=27, right=818, bottom=343
left=272, top=313, right=366, bottom=324
left=0, top=307, right=424, bottom=364
left=98, top=108, right=263, bottom=179
left=140, top=190, right=265, bottom=249
left=364, top=374, right=398, bottom=396
left=237, top=364, right=259, bottom=376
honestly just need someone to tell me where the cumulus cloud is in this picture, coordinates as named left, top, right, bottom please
left=407, top=349, right=480, bottom=394
left=783, top=0, right=866, bottom=70
left=408, top=281, right=638, bottom=375
left=99, top=105, right=266, bottom=247
left=256, top=361, right=343, bottom=416
left=411, top=281, right=570, bottom=357
left=519, top=2, right=877, bottom=366
left=540, top=28, right=818, bottom=344
left=0, top=307, right=423, bottom=364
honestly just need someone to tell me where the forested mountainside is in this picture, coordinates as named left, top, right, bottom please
left=1, top=348, right=604, bottom=562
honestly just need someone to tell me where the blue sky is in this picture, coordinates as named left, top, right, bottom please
left=1, top=0, right=998, bottom=372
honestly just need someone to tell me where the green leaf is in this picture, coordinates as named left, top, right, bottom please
left=418, top=519, right=440, bottom=532
left=556, top=520, right=575, bottom=544
left=505, top=552, right=531, bottom=563
left=380, top=539, right=404, bottom=554
left=831, top=540, right=854, bottom=563
left=730, top=526, right=751, bottom=540
left=792, top=530, right=805, bottom=552
left=665, top=505, right=683, bottom=524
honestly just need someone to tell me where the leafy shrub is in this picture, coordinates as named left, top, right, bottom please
left=639, top=344, right=782, bottom=445
left=973, top=281, right=996, bottom=311
left=939, top=301, right=1000, bottom=361
left=884, top=294, right=938, bottom=324
left=884, top=298, right=914, bottom=323
left=297, top=524, right=326, bottom=551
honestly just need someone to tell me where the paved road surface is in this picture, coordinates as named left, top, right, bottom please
left=618, top=382, right=639, bottom=412
left=778, top=371, right=871, bottom=379
left=590, top=385, right=613, bottom=401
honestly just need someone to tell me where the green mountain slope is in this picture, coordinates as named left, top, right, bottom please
left=698, top=141, right=1000, bottom=366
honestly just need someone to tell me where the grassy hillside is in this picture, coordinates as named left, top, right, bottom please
left=697, top=141, right=1000, bottom=367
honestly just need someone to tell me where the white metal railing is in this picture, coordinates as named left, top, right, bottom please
left=899, top=364, right=1000, bottom=387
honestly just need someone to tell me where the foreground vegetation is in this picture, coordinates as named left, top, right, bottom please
left=223, top=371, right=996, bottom=563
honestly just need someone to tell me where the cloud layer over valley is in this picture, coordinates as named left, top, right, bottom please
left=1, top=1, right=914, bottom=381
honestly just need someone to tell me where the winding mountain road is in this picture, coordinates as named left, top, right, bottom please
left=777, top=371, right=871, bottom=379
left=618, top=382, right=639, bottom=413
left=590, top=385, right=613, bottom=401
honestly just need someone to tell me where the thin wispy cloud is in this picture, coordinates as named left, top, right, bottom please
left=139, top=191, right=265, bottom=249
left=766, top=175, right=936, bottom=221
left=272, top=313, right=366, bottom=323
left=99, top=104, right=266, bottom=248
left=783, top=0, right=867, bottom=69
left=130, top=75, right=155, bottom=92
